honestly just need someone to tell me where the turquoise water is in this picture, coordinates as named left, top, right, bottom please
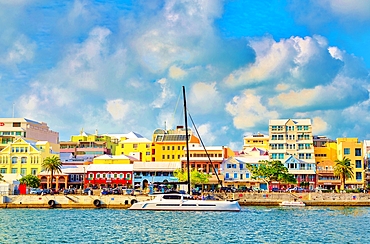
left=0, top=207, right=368, bottom=243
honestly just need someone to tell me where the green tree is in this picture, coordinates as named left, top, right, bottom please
left=19, top=174, right=41, bottom=189
left=334, top=157, right=354, bottom=190
left=174, top=169, right=210, bottom=187
left=41, top=155, right=62, bottom=188
left=246, top=160, right=297, bottom=191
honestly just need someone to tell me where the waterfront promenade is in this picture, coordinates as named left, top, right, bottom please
left=2, top=192, right=370, bottom=208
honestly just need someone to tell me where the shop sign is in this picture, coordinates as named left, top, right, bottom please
left=0, top=122, right=4, bottom=126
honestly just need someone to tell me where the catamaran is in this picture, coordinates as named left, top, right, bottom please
left=129, top=86, right=241, bottom=212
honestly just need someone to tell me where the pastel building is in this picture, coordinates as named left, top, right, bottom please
left=133, top=161, right=181, bottom=189
left=181, top=145, right=234, bottom=188
left=364, top=140, right=370, bottom=187
left=336, top=138, right=364, bottom=188
left=115, top=132, right=152, bottom=162
left=93, top=154, right=136, bottom=164
left=0, top=118, right=59, bottom=152
left=243, top=133, right=269, bottom=151
left=222, top=147, right=269, bottom=190
left=60, top=129, right=117, bottom=157
left=268, top=119, right=316, bottom=189
left=0, top=137, right=58, bottom=176
left=152, top=126, right=200, bottom=162
left=313, top=136, right=340, bottom=189
left=85, top=164, right=133, bottom=188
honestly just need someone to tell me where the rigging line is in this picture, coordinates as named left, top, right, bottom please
left=187, top=112, right=222, bottom=186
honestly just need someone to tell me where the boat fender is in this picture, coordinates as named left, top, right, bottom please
left=130, top=199, right=138, bottom=205
left=124, top=200, right=129, bottom=205
left=93, top=199, right=101, bottom=207
left=48, top=200, right=56, bottom=207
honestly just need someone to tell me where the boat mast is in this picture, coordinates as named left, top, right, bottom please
left=183, top=86, right=191, bottom=194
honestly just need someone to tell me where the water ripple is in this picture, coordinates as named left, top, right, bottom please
left=0, top=207, right=369, bottom=243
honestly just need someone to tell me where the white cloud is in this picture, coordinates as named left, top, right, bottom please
left=189, top=82, right=220, bottom=114
left=269, top=75, right=367, bottom=110
left=151, top=78, right=175, bottom=108
left=169, top=65, right=187, bottom=79
left=106, top=99, right=130, bottom=121
left=319, top=0, right=370, bottom=20
left=225, top=90, right=279, bottom=129
left=0, top=34, right=36, bottom=66
left=312, top=117, right=329, bottom=135
left=196, top=123, right=216, bottom=145
left=224, top=35, right=334, bottom=88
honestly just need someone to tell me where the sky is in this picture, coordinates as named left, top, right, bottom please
left=1, top=0, right=370, bottom=150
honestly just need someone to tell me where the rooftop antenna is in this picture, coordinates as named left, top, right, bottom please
left=12, top=103, right=15, bottom=118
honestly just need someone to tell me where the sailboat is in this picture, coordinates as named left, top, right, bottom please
left=129, top=86, right=241, bottom=211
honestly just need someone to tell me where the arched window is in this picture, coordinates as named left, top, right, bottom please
left=12, top=157, right=18, bottom=164
left=21, top=157, right=27, bottom=164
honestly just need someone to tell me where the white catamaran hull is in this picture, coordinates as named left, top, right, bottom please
left=129, top=194, right=241, bottom=212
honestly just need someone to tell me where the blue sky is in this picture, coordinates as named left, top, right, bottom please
left=1, top=0, right=370, bottom=150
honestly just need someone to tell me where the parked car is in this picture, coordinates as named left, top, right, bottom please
left=287, top=187, right=306, bottom=193
left=30, top=188, right=42, bottom=194
left=83, top=188, right=93, bottom=195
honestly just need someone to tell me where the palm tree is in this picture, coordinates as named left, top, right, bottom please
left=334, top=157, right=354, bottom=191
left=41, top=155, right=62, bottom=189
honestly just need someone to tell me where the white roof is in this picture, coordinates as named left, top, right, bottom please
left=186, top=146, right=226, bottom=151
left=269, top=119, right=311, bottom=126
left=233, top=156, right=270, bottom=163
left=121, top=137, right=151, bottom=143
left=133, top=162, right=181, bottom=171
left=87, top=164, right=133, bottom=172
left=1, top=174, right=22, bottom=183
left=94, top=155, right=131, bottom=160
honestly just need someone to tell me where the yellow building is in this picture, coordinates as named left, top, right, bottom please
left=336, top=138, right=364, bottom=188
left=93, top=155, right=133, bottom=164
left=243, top=133, right=269, bottom=151
left=314, top=136, right=340, bottom=189
left=61, top=129, right=118, bottom=156
left=115, top=136, right=152, bottom=162
left=0, top=137, right=58, bottom=176
left=152, top=126, right=200, bottom=162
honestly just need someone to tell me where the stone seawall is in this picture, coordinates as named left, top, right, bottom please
left=0, top=192, right=369, bottom=208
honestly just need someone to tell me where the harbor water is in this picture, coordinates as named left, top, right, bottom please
left=0, top=206, right=369, bottom=243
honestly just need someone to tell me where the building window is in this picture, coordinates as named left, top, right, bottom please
left=126, top=173, right=131, bottom=180
left=297, top=126, right=302, bottom=131
left=11, top=168, right=17, bottom=174
left=356, top=172, right=362, bottom=180
left=167, top=155, right=170, bottom=159
left=121, top=144, right=124, bottom=148
left=119, top=173, right=123, bottom=179
left=21, top=157, right=27, bottom=164
left=246, top=173, right=250, bottom=178
left=21, top=168, right=26, bottom=175
left=89, top=173, right=94, bottom=179
left=12, top=157, right=17, bottom=164
left=13, top=122, right=21, bottom=127
left=227, top=164, right=231, bottom=168
left=146, top=144, right=150, bottom=149
left=31, top=169, right=37, bottom=175
left=299, top=153, right=304, bottom=159
left=225, top=173, right=229, bottom=179
left=234, top=173, right=238, bottom=179
left=97, top=174, right=101, bottom=178
left=278, top=154, right=284, bottom=159
left=133, top=144, right=138, bottom=149
left=355, top=148, right=361, bottom=156
left=344, top=148, right=350, bottom=155
left=146, top=152, right=150, bottom=155
left=162, top=155, right=165, bottom=159
left=102, top=174, right=106, bottom=178
left=306, top=154, right=312, bottom=159
left=167, top=146, right=170, bottom=150
left=304, top=126, right=309, bottom=130
left=162, top=146, right=165, bottom=150
left=1, top=169, right=7, bottom=174
left=355, top=160, right=362, bottom=168
left=240, top=164, right=244, bottom=169
left=232, top=164, right=237, bottom=168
